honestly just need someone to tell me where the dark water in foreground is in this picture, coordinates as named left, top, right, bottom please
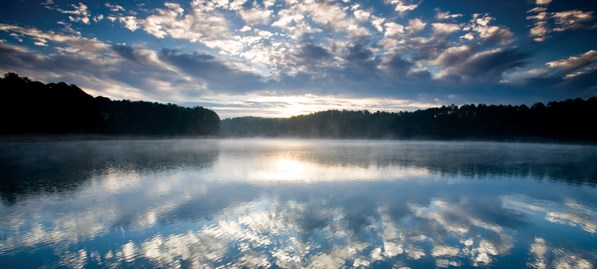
left=0, top=139, right=596, bottom=268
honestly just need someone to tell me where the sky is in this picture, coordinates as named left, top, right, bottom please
left=0, top=0, right=596, bottom=118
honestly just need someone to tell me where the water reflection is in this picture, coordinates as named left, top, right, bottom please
left=0, top=139, right=595, bottom=268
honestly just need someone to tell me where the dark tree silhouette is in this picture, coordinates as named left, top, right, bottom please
left=0, top=73, right=219, bottom=135
left=2, top=72, right=595, bottom=141
left=221, top=98, right=597, bottom=141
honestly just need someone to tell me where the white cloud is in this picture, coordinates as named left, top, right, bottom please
left=118, top=16, right=139, bottom=31
left=164, top=2, right=185, bottom=14
left=105, top=3, right=125, bottom=13
left=527, top=68, right=548, bottom=76
left=239, top=7, right=273, bottom=25
left=136, top=1, right=232, bottom=47
left=305, top=1, right=351, bottom=31
left=435, top=9, right=463, bottom=20
left=56, top=2, right=90, bottom=25
left=552, top=10, right=594, bottom=32
left=527, top=6, right=550, bottom=42
left=384, top=22, right=405, bottom=38
left=371, top=17, right=386, bottom=32
left=527, top=0, right=593, bottom=43
left=353, top=9, right=371, bottom=21
left=0, top=24, right=107, bottom=51
left=433, top=45, right=472, bottom=67
left=460, top=32, right=474, bottom=40
left=93, top=14, right=104, bottom=23
left=466, top=14, right=514, bottom=45
left=431, top=23, right=461, bottom=35
left=407, top=18, right=426, bottom=33
left=385, top=0, right=419, bottom=13
left=431, top=246, right=460, bottom=257
left=41, top=0, right=55, bottom=10
left=546, top=50, right=597, bottom=72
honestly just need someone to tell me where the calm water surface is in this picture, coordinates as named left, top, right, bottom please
left=0, top=139, right=596, bottom=268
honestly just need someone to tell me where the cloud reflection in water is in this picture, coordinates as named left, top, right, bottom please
left=0, top=139, right=595, bottom=268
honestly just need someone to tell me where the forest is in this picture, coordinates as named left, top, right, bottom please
left=2, top=72, right=596, bottom=141
left=221, top=97, right=597, bottom=141
left=0, top=73, right=220, bottom=135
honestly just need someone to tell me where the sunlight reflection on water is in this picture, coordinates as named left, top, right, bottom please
left=0, top=139, right=595, bottom=268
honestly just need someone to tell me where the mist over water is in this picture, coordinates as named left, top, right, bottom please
left=0, top=139, right=596, bottom=268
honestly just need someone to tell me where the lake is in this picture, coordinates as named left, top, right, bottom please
left=0, top=139, right=596, bottom=268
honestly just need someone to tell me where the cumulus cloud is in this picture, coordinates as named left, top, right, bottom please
left=539, top=50, right=597, bottom=83
left=296, top=44, right=332, bottom=64
left=239, top=7, right=273, bottom=25
left=384, top=22, right=405, bottom=37
left=527, top=0, right=594, bottom=42
left=435, top=9, right=463, bottom=20
left=137, top=1, right=230, bottom=43
left=6, top=0, right=597, bottom=113
left=57, top=2, right=91, bottom=24
left=118, top=16, right=139, bottom=31
left=546, top=50, right=597, bottom=72
left=552, top=10, right=594, bottom=32
left=438, top=48, right=530, bottom=82
left=433, top=45, right=473, bottom=67
left=385, top=0, right=419, bottom=13
left=432, top=23, right=461, bottom=35
left=158, top=49, right=265, bottom=92
left=407, top=18, right=426, bottom=33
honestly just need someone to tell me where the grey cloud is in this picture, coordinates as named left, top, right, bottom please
left=434, top=46, right=473, bottom=68
left=545, top=68, right=597, bottom=97
left=158, top=49, right=265, bottom=93
left=339, top=43, right=381, bottom=80
left=297, top=44, right=332, bottom=63
left=383, top=54, right=414, bottom=76
left=0, top=43, right=208, bottom=101
left=112, top=44, right=138, bottom=62
left=481, top=27, right=514, bottom=46
left=345, top=43, right=374, bottom=63
left=444, top=48, right=531, bottom=82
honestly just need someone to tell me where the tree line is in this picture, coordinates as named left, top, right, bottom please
left=3, top=72, right=595, bottom=141
left=221, top=97, right=597, bottom=141
left=0, top=73, right=219, bottom=135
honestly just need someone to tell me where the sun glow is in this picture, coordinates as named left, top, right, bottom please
left=212, top=144, right=432, bottom=184
left=210, top=93, right=439, bottom=118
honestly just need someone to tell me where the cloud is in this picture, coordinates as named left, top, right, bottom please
left=536, top=0, right=551, bottom=5
left=552, top=10, right=594, bottom=32
left=527, top=0, right=594, bottom=42
left=105, top=3, right=125, bottom=13
left=296, top=44, right=332, bottom=64
left=432, top=23, right=461, bottom=35
left=385, top=0, right=419, bottom=13
left=118, top=16, right=139, bottom=31
left=158, top=49, right=265, bottom=93
left=0, top=25, right=217, bottom=102
left=435, top=9, right=463, bottom=20
left=407, top=18, right=426, bottom=33
left=433, top=45, right=473, bottom=67
left=467, top=14, right=514, bottom=45
left=56, top=2, right=91, bottom=25
left=384, top=22, right=405, bottom=38
left=546, top=50, right=597, bottom=73
left=382, top=54, right=415, bottom=77
left=239, top=7, right=273, bottom=25
left=137, top=1, right=230, bottom=43
left=4, top=0, right=597, bottom=115
left=438, top=48, right=530, bottom=82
